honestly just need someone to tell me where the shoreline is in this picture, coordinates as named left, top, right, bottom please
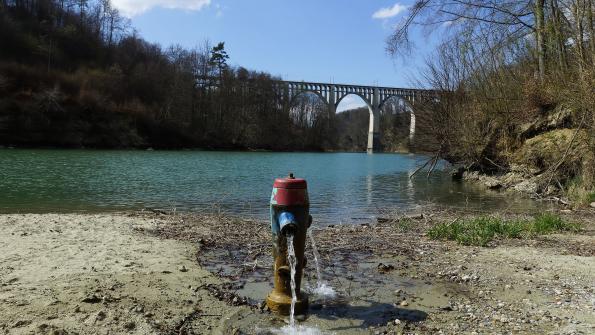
left=1, top=208, right=594, bottom=334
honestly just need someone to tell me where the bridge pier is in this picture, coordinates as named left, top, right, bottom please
left=367, top=88, right=381, bottom=154
left=367, top=107, right=381, bottom=154
left=328, top=85, right=336, bottom=122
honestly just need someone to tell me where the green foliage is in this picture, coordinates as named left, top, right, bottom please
left=531, top=213, right=580, bottom=234
left=428, top=214, right=579, bottom=247
left=209, top=42, right=229, bottom=72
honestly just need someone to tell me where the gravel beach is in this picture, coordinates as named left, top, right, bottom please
left=1, top=209, right=594, bottom=334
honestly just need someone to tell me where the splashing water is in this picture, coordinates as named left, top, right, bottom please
left=272, top=325, right=324, bottom=335
left=286, top=233, right=298, bottom=328
left=273, top=233, right=325, bottom=335
left=308, top=231, right=336, bottom=299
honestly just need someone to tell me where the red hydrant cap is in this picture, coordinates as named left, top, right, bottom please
left=271, top=174, right=309, bottom=206
left=273, top=174, right=307, bottom=190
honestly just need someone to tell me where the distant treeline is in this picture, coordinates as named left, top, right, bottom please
left=0, top=0, right=413, bottom=151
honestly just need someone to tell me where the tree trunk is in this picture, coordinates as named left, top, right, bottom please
left=587, top=0, right=594, bottom=67
left=573, top=0, right=585, bottom=73
left=535, top=0, right=547, bottom=79
left=549, top=0, right=567, bottom=70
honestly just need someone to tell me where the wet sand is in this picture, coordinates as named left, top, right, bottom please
left=1, top=209, right=594, bottom=334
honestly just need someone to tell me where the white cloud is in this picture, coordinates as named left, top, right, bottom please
left=111, top=0, right=211, bottom=17
left=372, top=3, right=408, bottom=20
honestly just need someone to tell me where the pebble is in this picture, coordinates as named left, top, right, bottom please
left=123, top=321, right=135, bottom=330
left=95, top=311, right=106, bottom=321
left=400, top=300, right=409, bottom=307
left=179, top=265, right=188, bottom=272
left=590, top=202, right=595, bottom=208
left=394, top=318, right=402, bottom=325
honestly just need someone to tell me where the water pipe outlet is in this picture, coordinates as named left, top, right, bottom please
left=278, top=212, right=297, bottom=235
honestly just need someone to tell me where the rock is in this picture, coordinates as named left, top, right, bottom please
left=513, top=180, right=538, bottom=194
left=590, top=202, right=595, bottom=209
left=95, top=311, right=106, bottom=321
left=394, top=318, right=402, bottom=325
left=12, top=320, right=31, bottom=328
left=483, top=177, right=502, bottom=189
left=377, top=263, right=395, bottom=273
left=81, top=294, right=101, bottom=304
left=123, top=321, right=136, bottom=331
left=400, top=300, right=409, bottom=307
left=179, top=265, right=188, bottom=272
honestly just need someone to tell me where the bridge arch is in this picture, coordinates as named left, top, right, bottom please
left=288, top=90, right=329, bottom=108
left=335, top=93, right=373, bottom=111
left=379, top=95, right=416, bottom=144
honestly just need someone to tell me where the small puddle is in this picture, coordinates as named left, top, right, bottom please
left=197, top=227, right=463, bottom=334
left=210, top=253, right=455, bottom=334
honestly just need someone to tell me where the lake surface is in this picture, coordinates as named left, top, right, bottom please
left=0, top=149, right=543, bottom=223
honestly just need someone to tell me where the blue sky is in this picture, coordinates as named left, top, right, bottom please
left=112, top=1, right=441, bottom=111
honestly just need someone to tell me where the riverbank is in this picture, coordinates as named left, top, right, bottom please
left=1, top=209, right=594, bottom=334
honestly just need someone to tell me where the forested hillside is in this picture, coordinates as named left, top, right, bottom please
left=0, top=0, right=413, bottom=151
left=388, top=0, right=595, bottom=205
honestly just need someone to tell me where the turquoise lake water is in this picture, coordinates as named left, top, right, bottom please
left=0, top=149, right=542, bottom=223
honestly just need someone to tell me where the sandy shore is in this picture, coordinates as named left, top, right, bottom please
left=0, top=214, right=245, bottom=335
left=1, top=209, right=594, bottom=334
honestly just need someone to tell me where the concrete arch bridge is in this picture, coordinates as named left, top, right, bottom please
left=273, top=81, right=436, bottom=153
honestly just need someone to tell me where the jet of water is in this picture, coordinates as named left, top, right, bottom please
left=286, top=233, right=298, bottom=328
left=308, top=230, right=323, bottom=283
left=308, top=230, right=336, bottom=299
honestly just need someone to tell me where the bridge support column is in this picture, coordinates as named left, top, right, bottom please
left=409, top=94, right=416, bottom=145
left=367, top=88, right=381, bottom=154
left=328, top=85, right=336, bottom=119
left=367, top=108, right=380, bottom=154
